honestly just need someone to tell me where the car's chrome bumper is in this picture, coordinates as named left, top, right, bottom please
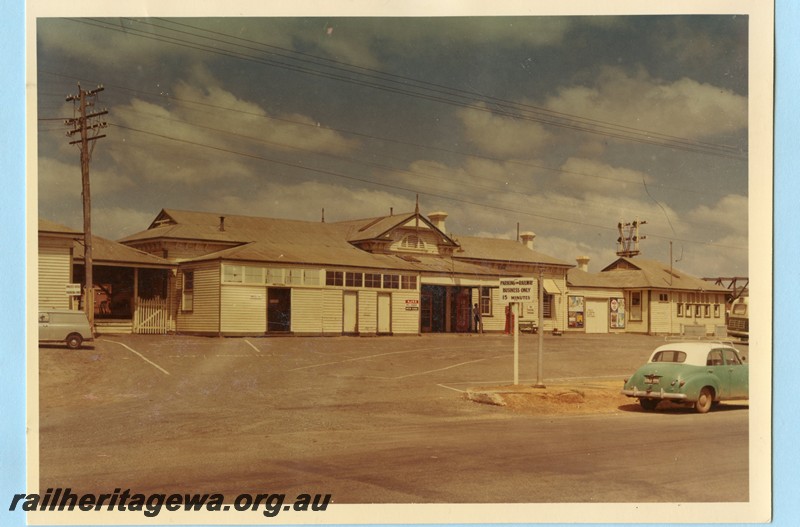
left=621, top=388, right=688, bottom=400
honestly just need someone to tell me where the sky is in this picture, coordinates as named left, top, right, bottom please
left=35, top=13, right=751, bottom=278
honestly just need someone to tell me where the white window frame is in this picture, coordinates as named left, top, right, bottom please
left=181, top=270, right=194, bottom=312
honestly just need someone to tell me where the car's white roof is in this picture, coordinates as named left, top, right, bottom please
left=650, top=341, right=738, bottom=366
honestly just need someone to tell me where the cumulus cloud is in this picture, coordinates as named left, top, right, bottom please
left=557, top=157, right=653, bottom=197
left=686, top=194, right=748, bottom=238
left=544, top=66, right=747, bottom=140
left=457, top=103, right=553, bottom=157
left=102, top=67, right=361, bottom=185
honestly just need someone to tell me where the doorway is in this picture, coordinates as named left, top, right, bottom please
left=585, top=298, right=608, bottom=334
left=452, top=288, right=472, bottom=332
left=343, top=291, right=358, bottom=334
left=421, top=285, right=446, bottom=332
left=377, top=293, right=391, bottom=334
left=267, top=288, right=291, bottom=332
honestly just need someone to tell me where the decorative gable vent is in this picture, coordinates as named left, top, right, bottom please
left=392, top=232, right=438, bottom=254
left=401, top=234, right=425, bottom=250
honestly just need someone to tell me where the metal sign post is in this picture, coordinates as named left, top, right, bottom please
left=513, top=302, right=519, bottom=384
left=535, top=269, right=546, bottom=388
left=500, top=278, right=534, bottom=386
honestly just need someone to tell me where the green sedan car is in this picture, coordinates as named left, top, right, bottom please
left=621, top=341, right=748, bottom=413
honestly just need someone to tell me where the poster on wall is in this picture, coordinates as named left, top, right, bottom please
left=610, top=297, right=626, bottom=329
left=568, top=295, right=584, bottom=328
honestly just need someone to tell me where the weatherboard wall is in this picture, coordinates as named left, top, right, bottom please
left=357, top=290, right=378, bottom=334
left=220, top=285, right=267, bottom=334
left=176, top=262, right=220, bottom=335
left=291, top=288, right=324, bottom=334
left=391, top=290, right=421, bottom=334
left=38, top=243, right=73, bottom=310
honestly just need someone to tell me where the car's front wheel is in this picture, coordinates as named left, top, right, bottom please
left=694, top=387, right=714, bottom=414
left=65, top=333, right=83, bottom=350
left=639, top=398, right=659, bottom=411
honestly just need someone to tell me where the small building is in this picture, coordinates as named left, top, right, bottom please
left=567, top=256, right=729, bottom=336
left=119, top=208, right=574, bottom=336
left=38, top=219, right=82, bottom=311
left=39, top=218, right=176, bottom=334
left=71, top=234, right=175, bottom=334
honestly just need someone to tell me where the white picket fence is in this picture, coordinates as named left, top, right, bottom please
left=134, top=296, right=170, bottom=334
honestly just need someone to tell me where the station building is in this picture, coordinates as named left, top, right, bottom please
left=566, top=256, right=729, bottom=336
left=117, top=208, right=572, bottom=336
left=39, top=209, right=729, bottom=338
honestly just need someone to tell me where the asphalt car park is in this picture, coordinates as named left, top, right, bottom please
left=37, top=332, right=750, bottom=504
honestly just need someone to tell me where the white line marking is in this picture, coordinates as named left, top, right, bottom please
left=436, top=383, right=466, bottom=393
left=243, top=339, right=261, bottom=354
left=394, top=358, right=487, bottom=379
left=101, top=339, right=170, bottom=376
left=288, top=346, right=450, bottom=372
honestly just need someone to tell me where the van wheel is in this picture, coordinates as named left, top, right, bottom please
left=66, top=333, right=83, bottom=350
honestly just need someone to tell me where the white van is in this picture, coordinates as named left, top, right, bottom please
left=38, top=310, right=94, bottom=349
left=726, top=297, right=748, bottom=341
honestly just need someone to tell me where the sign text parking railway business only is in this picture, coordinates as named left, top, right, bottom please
left=500, top=278, right=535, bottom=303
left=500, top=277, right=535, bottom=385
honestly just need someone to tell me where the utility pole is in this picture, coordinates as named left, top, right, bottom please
left=65, top=84, right=107, bottom=332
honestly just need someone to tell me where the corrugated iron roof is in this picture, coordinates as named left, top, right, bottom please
left=187, top=240, right=422, bottom=271
left=73, top=236, right=174, bottom=268
left=333, top=213, right=416, bottom=242
left=566, top=268, right=624, bottom=288
left=332, top=212, right=459, bottom=246
left=118, top=208, right=569, bottom=271
left=568, top=257, right=728, bottom=292
left=38, top=219, right=82, bottom=236
left=452, top=236, right=572, bottom=267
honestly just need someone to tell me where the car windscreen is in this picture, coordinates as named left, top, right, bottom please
left=650, top=350, right=687, bottom=363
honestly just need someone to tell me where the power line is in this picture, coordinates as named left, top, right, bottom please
left=144, top=17, right=745, bottom=158
left=38, top=69, right=739, bottom=200
left=103, top=102, right=676, bottom=221
left=63, top=17, right=746, bottom=160
left=107, top=121, right=745, bottom=252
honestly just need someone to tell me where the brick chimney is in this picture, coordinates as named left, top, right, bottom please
left=428, top=211, right=448, bottom=234
left=520, top=231, right=536, bottom=250
left=576, top=255, right=590, bottom=272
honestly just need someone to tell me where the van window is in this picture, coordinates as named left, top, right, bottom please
left=732, top=303, right=747, bottom=315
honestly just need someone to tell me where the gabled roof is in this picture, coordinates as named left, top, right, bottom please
left=187, top=240, right=422, bottom=271
left=452, top=236, right=572, bottom=267
left=566, top=268, right=625, bottom=289
left=38, top=219, right=82, bottom=237
left=569, top=257, right=727, bottom=292
left=119, top=208, right=571, bottom=273
left=332, top=212, right=459, bottom=247
left=73, top=236, right=174, bottom=268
